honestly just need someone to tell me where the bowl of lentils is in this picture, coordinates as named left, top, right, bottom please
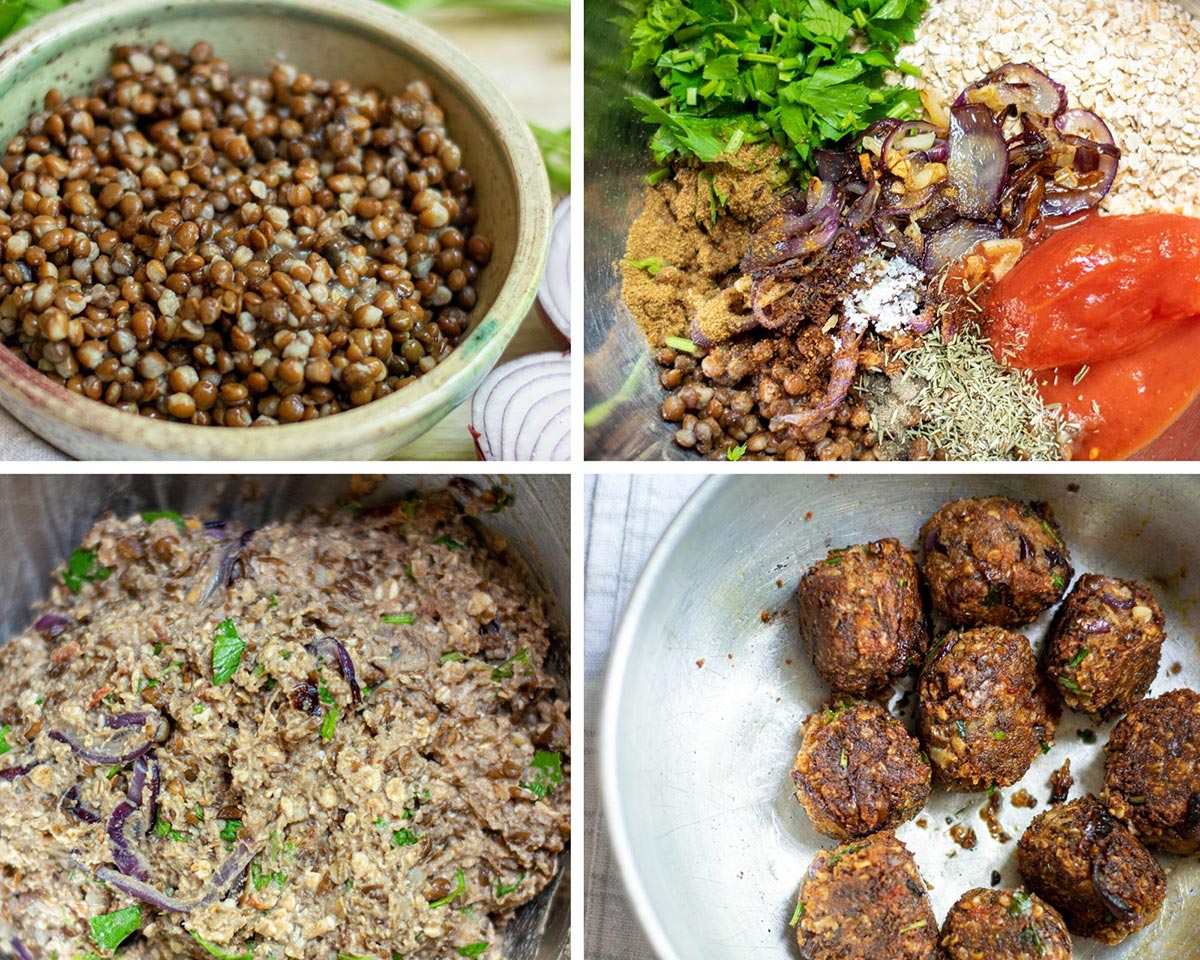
left=0, top=0, right=551, bottom=459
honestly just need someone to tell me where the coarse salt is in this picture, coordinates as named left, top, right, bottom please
left=842, top=256, right=927, bottom=335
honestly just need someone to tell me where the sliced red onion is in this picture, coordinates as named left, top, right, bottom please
left=536, top=195, right=570, bottom=345
left=814, top=148, right=862, bottom=184
left=742, top=191, right=841, bottom=274
left=63, top=784, right=102, bottom=823
left=881, top=182, right=938, bottom=215
left=1038, top=109, right=1119, bottom=215
left=881, top=120, right=940, bottom=171
left=469, top=352, right=570, bottom=462
left=144, top=757, right=161, bottom=834
left=94, top=840, right=257, bottom=913
left=104, top=711, right=158, bottom=730
left=1099, top=592, right=1135, bottom=610
left=845, top=181, right=880, bottom=231
left=107, top=798, right=151, bottom=881
left=776, top=327, right=863, bottom=429
left=957, top=62, right=1066, bottom=120
left=11, top=939, right=35, bottom=960
left=307, top=637, right=361, bottom=707
left=922, top=220, right=1003, bottom=274
left=947, top=105, right=1008, bottom=218
left=34, top=613, right=75, bottom=637
left=0, top=761, right=41, bottom=781
left=48, top=729, right=155, bottom=766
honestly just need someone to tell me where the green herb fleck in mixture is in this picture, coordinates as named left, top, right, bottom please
left=90, top=906, right=141, bottom=952
left=519, top=750, right=564, bottom=799
left=211, top=619, right=245, bottom=686
left=141, top=510, right=186, bottom=531
left=429, top=869, right=467, bottom=908
left=63, top=547, right=110, bottom=594
left=382, top=613, right=416, bottom=625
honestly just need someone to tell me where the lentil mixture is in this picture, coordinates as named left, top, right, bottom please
left=0, top=42, right=492, bottom=426
left=0, top=490, right=568, bottom=959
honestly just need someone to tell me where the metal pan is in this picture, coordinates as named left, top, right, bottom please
left=602, top=474, right=1199, bottom=960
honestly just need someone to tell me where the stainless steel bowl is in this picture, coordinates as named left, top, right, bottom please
left=0, top=474, right=569, bottom=960
left=602, top=474, right=1200, bottom=960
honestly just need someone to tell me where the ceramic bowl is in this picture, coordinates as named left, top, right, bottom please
left=0, top=0, right=550, bottom=460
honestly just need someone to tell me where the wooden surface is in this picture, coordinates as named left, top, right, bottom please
left=393, top=7, right=569, bottom=461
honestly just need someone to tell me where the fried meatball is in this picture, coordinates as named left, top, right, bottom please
left=920, top=497, right=1072, bottom=627
left=917, top=626, right=1058, bottom=791
left=794, top=830, right=937, bottom=960
left=1043, top=574, right=1165, bottom=719
left=1016, top=795, right=1166, bottom=944
left=938, top=888, right=1072, bottom=960
left=792, top=697, right=931, bottom=840
left=1102, top=688, right=1200, bottom=854
left=796, top=538, right=928, bottom=697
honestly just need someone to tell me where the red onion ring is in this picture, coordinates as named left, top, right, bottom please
left=469, top=352, right=570, bottom=461
left=62, top=784, right=102, bottom=824
left=307, top=637, right=361, bottom=707
left=104, top=711, right=159, bottom=730
left=922, top=220, right=1003, bottom=274
left=776, top=326, right=864, bottom=429
left=536, top=195, right=570, bottom=345
left=0, top=761, right=42, bottom=781
left=48, top=729, right=155, bottom=766
left=94, top=840, right=257, bottom=913
left=107, top=798, right=151, bottom=881
left=956, top=62, right=1066, bottom=120
left=34, top=613, right=74, bottom=637
left=947, top=105, right=1008, bottom=218
left=11, top=939, right=35, bottom=960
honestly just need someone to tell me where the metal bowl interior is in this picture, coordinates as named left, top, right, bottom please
left=0, top=474, right=569, bottom=960
left=0, top=0, right=550, bottom=460
left=583, top=0, right=1200, bottom=461
left=602, top=474, right=1200, bottom=960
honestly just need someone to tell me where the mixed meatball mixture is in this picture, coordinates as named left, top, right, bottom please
left=1017, top=795, right=1166, bottom=944
left=920, top=497, right=1072, bottom=627
left=1043, top=574, right=1165, bottom=719
left=795, top=538, right=927, bottom=696
left=938, top=887, right=1071, bottom=960
left=0, top=491, right=569, bottom=960
left=917, top=626, right=1058, bottom=791
left=793, top=830, right=937, bottom=960
left=1102, top=688, right=1200, bottom=855
left=792, top=697, right=930, bottom=840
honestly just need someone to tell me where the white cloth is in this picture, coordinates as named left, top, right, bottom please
left=0, top=407, right=67, bottom=459
left=584, top=475, right=706, bottom=960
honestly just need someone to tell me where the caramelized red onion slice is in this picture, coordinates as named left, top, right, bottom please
left=846, top=181, right=880, bottom=231
left=62, top=784, right=102, bottom=824
left=104, top=711, right=159, bottom=730
left=956, top=62, right=1066, bottom=120
left=307, top=637, right=362, bottom=707
left=1038, top=109, right=1119, bottom=215
left=107, top=798, right=151, bottom=881
left=11, top=939, right=35, bottom=960
left=922, top=220, right=1003, bottom=274
left=0, top=761, right=42, bottom=781
left=742, top=203, right=841, bottom=273
left=776, top=326, right=864, bottom=430
left=94, top=840, right=258, bottom=913
left=34, top=613, right=74, bottom=637
left=948, top=105, right=1008, bottom=218
left=881, top=120, right=941, bottom=172
left=48, top=729, right=155, bottom=766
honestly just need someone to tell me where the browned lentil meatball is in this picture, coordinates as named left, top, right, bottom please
left=1016, top=795, right=1166, bottom=944
left=938, top=888, right=1072, bottom=960
left=791, top=697, right=931, bottom=840
left=794, top=830, right=937, bottom=960
left=1043, top=574, right=1165, bottom=719
left=1102, top=688, right=1200, bottom=854
left=796, top=538, right=928, bottom=697
left=920, top=498, right=1072, bottom=627
left=917, top=626, right=1058, bottom=791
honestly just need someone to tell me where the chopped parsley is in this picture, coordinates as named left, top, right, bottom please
left=1066, top=648, right=1089, bottom=668
left=519, top=750, right=563, bottom=799
left=193, top=702, right=206, bottom=716
left=725, top=443, right=748, bottom=462
left=141, top=510, right=186, bottom=531
left=983, top=584, right=1004, bottom=607
left=823, top=553, right=843, bottom=565
left=1018, top=923, right=1046, bottom=957
left=105, top=764, right=122, bottom=780
left=153, top=817, right=189, bottom=842
left=441, top=651, right=467, bottom=664
left=320, top=705, right=339, bottom=741
left=1057, top=676, right=1091, bottom=697
left=90, top=905, right=141, bottom=951
left=429, top=869, right=467, bottom=908
left=63, top=547, right=110, bottom=593
left=495, top=873, right=526, bottom=897
left=382, top=613, right=415, bottom=626
left=1041, top=519, right=1064, bottom=548
left=211, top=619, right=245, bottom=686
left=789, top=899, right=805, bottom=926
left=457, top=945, right=488, bottom=958
left=664, top=335, right=697, bottom=354
left=0, top=724, right=10, bottom=756
left=491, top=650, right=529, bottom=681
left=1007, top=890, right=1032, bottom=916
left=220, top=819, right=242, bottom=843
left=434, top=536, right=468, bottom=550
left=318, top=683, right=335, bottom=706
left=249, top=859, right=287, bottom=891
left=268, top=593, right=278, bottom=609
left=992, top=731, right=1006, bottom=741
left=838, top=748, right=848, bottom=768
left=1051, top=574, right=1065, bottom=591
left=188, top=930, right=253, bottom=960
left=1039, top=741, right=1051, bottom=754
left=391, top=829, right=419, bottom=847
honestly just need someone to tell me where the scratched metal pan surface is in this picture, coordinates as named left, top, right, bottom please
left=601, top=474, right=1200, bottom=960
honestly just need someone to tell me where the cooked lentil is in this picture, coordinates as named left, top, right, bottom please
left=0, top=490, right=568, bottom=959
left=0, top=42, right=491, bottom=426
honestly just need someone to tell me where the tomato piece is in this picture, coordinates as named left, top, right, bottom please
left=986, top=214, right=1200, bottom=370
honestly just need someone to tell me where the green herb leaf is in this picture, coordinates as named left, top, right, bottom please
left=992, top=730, right=1006, bottom=741
left=1018, top=923, right=1046, bottom=957
left=63, top=547, right=110, bottom=593
left=211, top=619, right=245, bottom=686
left=726, top=443, right=748, bottom=462
left=1066, top=648, right=1088, bottom=668
left=495, top=872, right=526, bottom=897
left=457, top=945, right=488, bottom=959
left=268, top=593, right=278, bottom=609
left=429, top=869, right=467, bottom=908
left=0, top=724, right=10, bottom=756
left=491, top=649, right=529, bottom=681
left=0, top=0, right=26, bottom=38
left=90, top=905, right=141, bottom=952
left=434, top=536, right=468, bottom=550
left=441, top=651, right=467, bottom=663
left=1057, top=676, right=1091, bottom=697
left=838, top=747, right=848, bottom=768
left=320, top=705, right=338, bottom=741
left=1051, top=574, right=1065, bottom=591
left=789, top=899, right=805, bottom=926
left=153, top=817, right=189, bottom=842
left=220, top=819, right=242, bottom=843
left=188, top=929, right=253, bottom=960
left=382, top=613, right=416, bottom=625
left=664, top=335, right=698, bottom=354
left=627, top=255, right=670, bottom=277
left=392, top=828, right=419, bottom=847
left=141, top=510, right=186, bottom=531
left=1039, top=741, right=1050, bottom=754
left=249, top=858, right=287, bottom=891
left=519, top=750, right=563, bottom=799
left=318, top=683, right=335, bottom=706
left=1040, top=519, right=1064, bottom=548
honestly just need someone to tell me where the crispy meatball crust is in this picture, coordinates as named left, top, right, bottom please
left=1043, top=574, right=1165, bottom=719
left=920, top=497, right=1072, bottom=627
left=796, top=538, right=928, bottom=697
left=792, top=697, right=931, bottom=840
left=1016, top=795, right=1166, bottom=944
left=917, top=627, right=1058, bottom=791
left=795, top=830, right=937, bottom=960
left=1102, top=688, right=1200, bottom=854
left=938, top=888, right=1072, bottom=960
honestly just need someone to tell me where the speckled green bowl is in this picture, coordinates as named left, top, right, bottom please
left=0, top=0, right=550, bottom=460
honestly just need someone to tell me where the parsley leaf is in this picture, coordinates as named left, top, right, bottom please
left=434, top=536, right=468, bottom=550
left=519, top=750, right=564, bottom=799
left=382, top=613, right=415, bottom=625
left=154, top=817, right=189, bottom=842
left=1057, top=676, right=1091, bottom=697
left=211, top=619, right=245, bottom=686
left=188, top=930, right=253, bottom=960
left=1066, top=648, right=1088, bottom=668
left=495, top=872, right=526, bottom=897
left=90, top=905, right=141, bottom=951
left=492, top=650, right=529, bottom=681
left=392, top=828, right=419, bottom=847
left=0, top=724, right=10, bottom=756
left=457, top=945, right=488, bottom=958
left=627, top=255, right=670, bottom=277
left=63, top=547, right=110, bottom=593
left=141, top=510, right=186, bottom=531
left=726, top=442, right=748, bottom=462
left=429, top=869, right=467, bottom=908
left=220, top=818, right=242, bottom=843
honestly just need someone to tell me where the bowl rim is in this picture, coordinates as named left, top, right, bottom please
left=599, top=474, right=730, bottom=960
left=0, top=0, right=551, bottom=459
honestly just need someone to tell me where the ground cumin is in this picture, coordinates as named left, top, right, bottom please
left=620, top=146, right=787, bottom=346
